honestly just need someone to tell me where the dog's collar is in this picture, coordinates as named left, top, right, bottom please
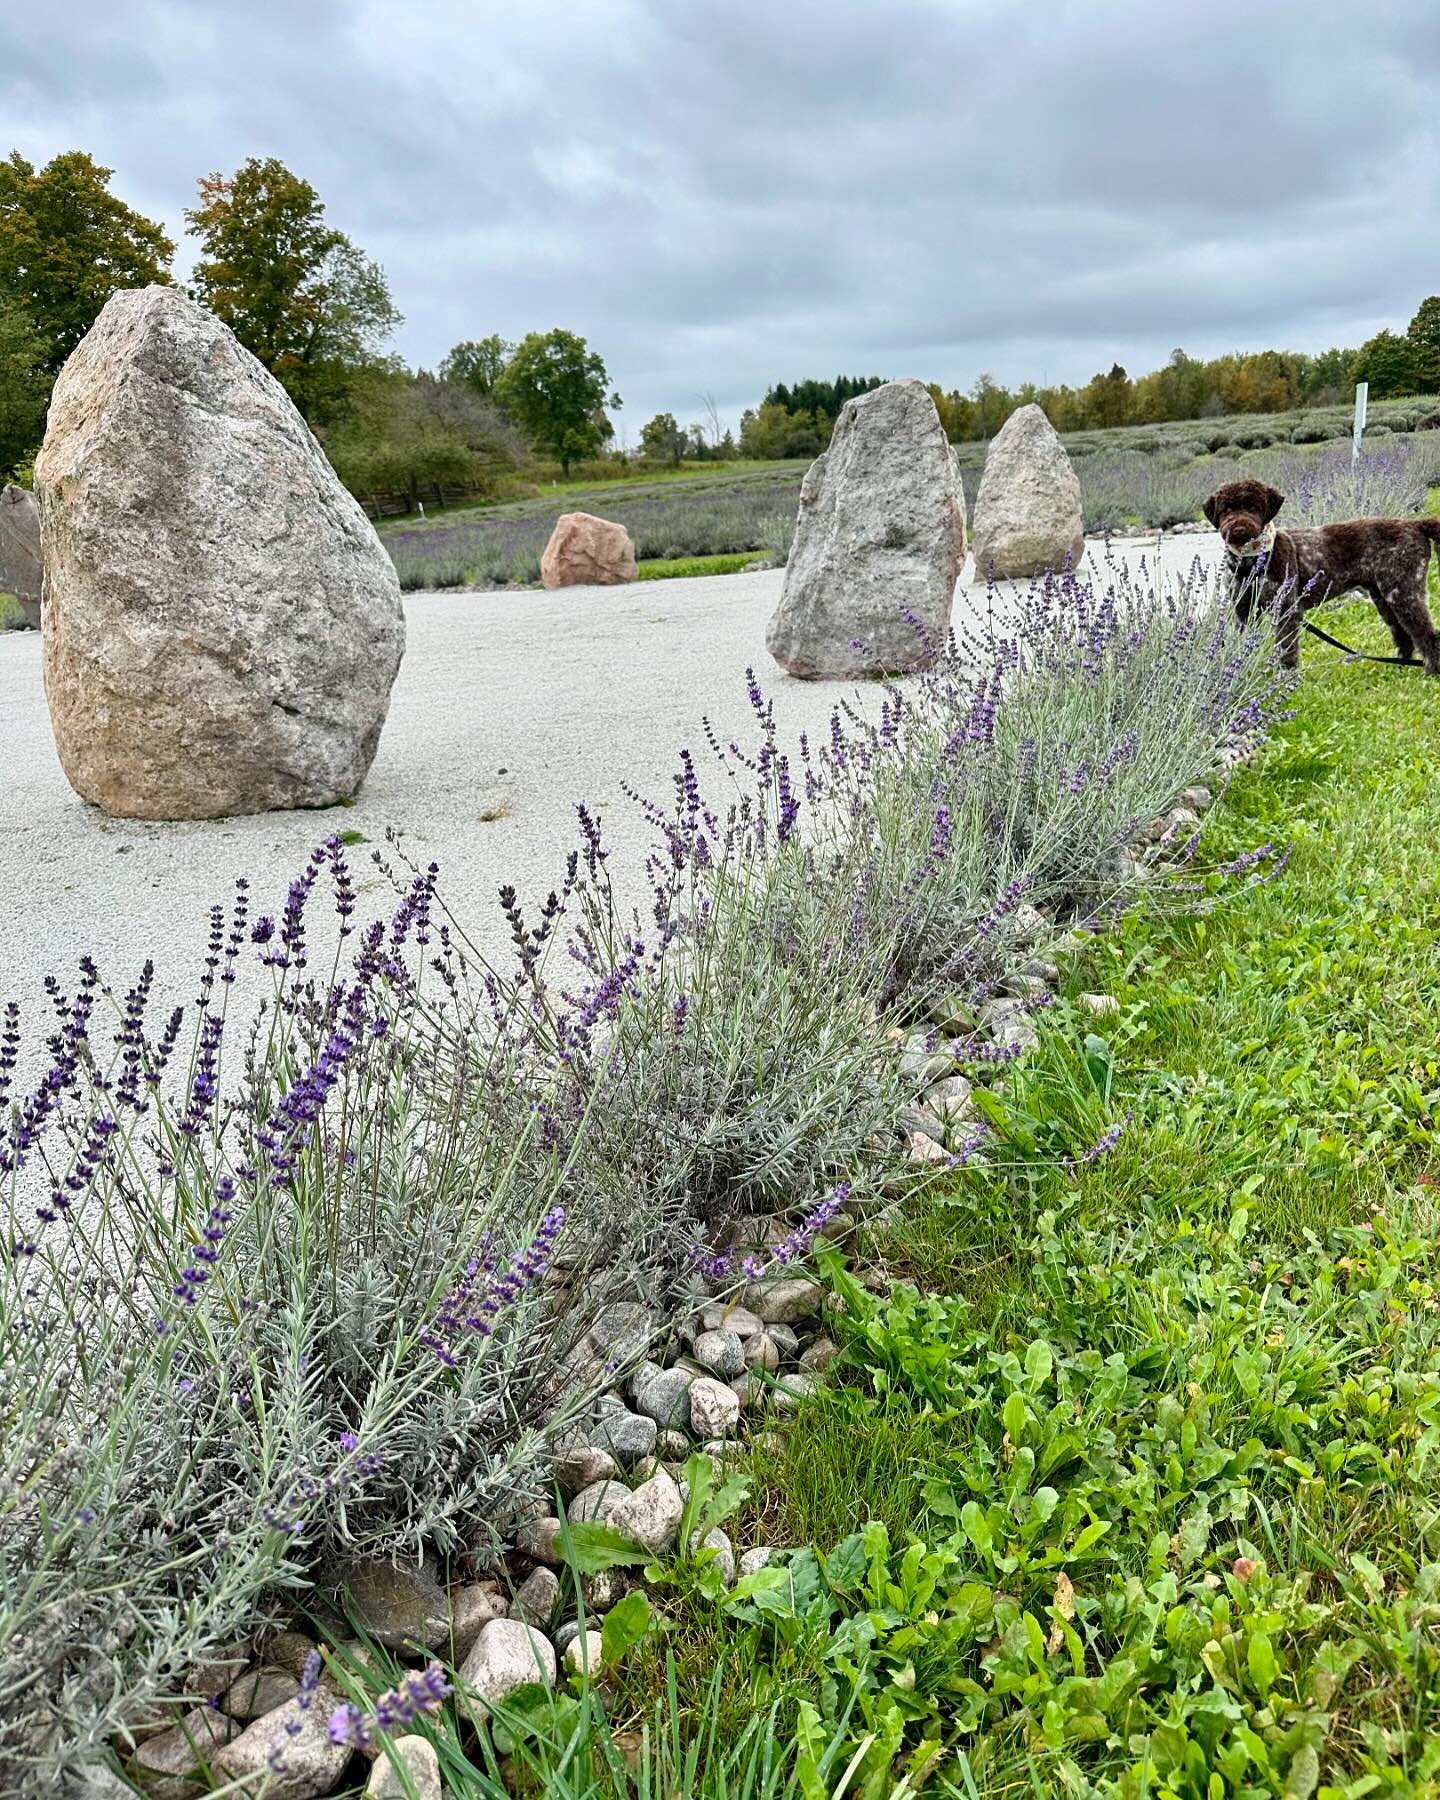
left=1228, top=522, right=1276, bottom=561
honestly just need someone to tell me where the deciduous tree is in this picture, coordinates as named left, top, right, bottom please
left=1351, top=328, right=1416, bottom=401
left=495, top=328, right=613, bottom=473
left=0, top=296, right=49, bottom=476
left=186, top=157, right=400, bottom=427
left=738, top=401, right=823, bottom=460
left=1406, top=297, right=1440, bottom=393
left=640, top=410, right=687, bottom=464
left=439, top=335, right=512, bottom=396
left=0, top=150, right=173, bottom=371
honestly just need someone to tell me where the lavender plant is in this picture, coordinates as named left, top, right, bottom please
left=755, top=553, right=1288, bottom=1026
left=1074, top=434, right=1440, bottom=535
left=453, top=554, right=1285, bottom=1249
left=0, top=845, right=686, bottom=1786
left=441, top=719, right=907, bottom=1233
left=1263, top=439, right=1431, bottom=527
left=1074, top=449, right=1252, bottom=533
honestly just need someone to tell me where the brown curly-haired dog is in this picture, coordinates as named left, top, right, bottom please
left=1204, top=479, right=1440, bottom=674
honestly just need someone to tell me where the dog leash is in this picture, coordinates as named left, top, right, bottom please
left=1300, top=619, right=1418, bottom=667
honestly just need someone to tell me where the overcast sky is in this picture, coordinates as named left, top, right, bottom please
left=4, top=0, right=1438, bottom=436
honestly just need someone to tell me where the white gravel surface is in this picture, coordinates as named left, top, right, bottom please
left=0, top=537, right=1220, bottom=1046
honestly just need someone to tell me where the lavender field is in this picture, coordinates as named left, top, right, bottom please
left=382, top=472, right=803, bottom=589
left=1069, top=431, right=1440, bottom=534
left=380, top=430, right=1440, bottom=592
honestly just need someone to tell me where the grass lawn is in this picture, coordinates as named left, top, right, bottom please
left=339, top=606, right=1440, bottom=1798
left=636, top=551, right=768, bottom=581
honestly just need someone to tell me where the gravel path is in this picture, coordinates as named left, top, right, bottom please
left=0, top=537, right=1220, bottom=1043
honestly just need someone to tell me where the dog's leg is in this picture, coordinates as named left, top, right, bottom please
left=1373, top=594, right=1416, bottom=662
left=1275, top=601, right=1301, bottom=671
left=1385, top=582, right=1440, bottom=676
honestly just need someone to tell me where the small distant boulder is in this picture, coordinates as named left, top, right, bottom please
left=765, top=379, right=965, bottom=679
left=540, top=512, right=637, bottom=587
left=35, top=285, right=405, bottom=820
left=970, top=403, right=1084, bottom=580
left=0, top=484, right=42, bottom=628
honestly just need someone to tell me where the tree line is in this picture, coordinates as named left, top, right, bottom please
left=10, top=148, right=1440, bottom=496
left=0, top=150, right=622, bottom=498
left=736, top=302, right=1440, bottom=459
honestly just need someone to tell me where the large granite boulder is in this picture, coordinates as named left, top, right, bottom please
left=34, top=285, right=405, bottom=819
left=969, top=403, right=1085, bottom=580
left=765, top=379, right=965, bottom=678
left=0, top=484, right=42, bottom=628
left=540, top=512, right=636, bottom=588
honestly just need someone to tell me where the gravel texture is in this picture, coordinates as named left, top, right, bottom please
left=0, top=543, right=1220, bottom=1052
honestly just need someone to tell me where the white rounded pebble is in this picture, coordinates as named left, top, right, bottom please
left=563, top=1629, right=606, bottom=1676
left=689, top=1375, right=741, bottom=1438
left=366, top=1735, right=443, bottom=1800
left=610, top=1469, right=684, bottom=1554
left=460, top=1618, right=557, bottom=1722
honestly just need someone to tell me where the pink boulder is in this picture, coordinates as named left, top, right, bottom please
left=540, top=512, right=637, bottom=588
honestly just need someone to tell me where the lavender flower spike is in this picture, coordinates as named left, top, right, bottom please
left=269, top=1650, right=324, bottom=1775
left=172, top=1175, right=236, bottom=1306
left=328, top=1661, right=452, bottom=1751
left=422, top=1207, right=565, bottom=1365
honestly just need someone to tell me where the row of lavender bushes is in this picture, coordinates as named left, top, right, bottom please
left=385, top=435, right=1440, bottom=592
left=383, top=481, right=801, bottom=590
left=0, top=558, right=1291, bottom=1788
left=1073, top=433, right=1440, bottom=535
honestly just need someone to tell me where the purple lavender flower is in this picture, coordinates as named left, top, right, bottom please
left=269, top=1650, right=324, bottom=1775
left=35, top=1112, right=118, bottom=1225
left=167, top=1176, right=237, bottom=1307
left=422, top=1208, right=565, bottom=1365
left=179, top=1013, right=225, bottom=1138
left=775, top=755, right=800, bottom=843
left=1215, top=841, right=1276, bottom=876
left=327, top=1661, right=452, bottom=1751
left=1070, top=1110, right=1135, bottom=1168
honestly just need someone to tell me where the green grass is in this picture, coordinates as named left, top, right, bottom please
left=536, top=459, right=786, bottom=493
left=727, top=605, right=1440, bottom=1795
left=313, top=607, right=1440, bottom=1797
left=0, top=590, right=24, bottom=627
left=635, top=551, right=768, bottom=581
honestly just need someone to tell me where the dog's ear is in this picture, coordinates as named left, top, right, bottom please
left=1202, top=490, right=1221, bottom=527
left=1262, top=485, right=1284, bottom=523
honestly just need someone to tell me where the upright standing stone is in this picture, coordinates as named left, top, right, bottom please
left=969, top=403, right=1085, bottom=581
left=765, top=379, right=966, bottom=679
left=35, top=286, right=405, bottom=819
left=0, top=484, right=42, bottom=628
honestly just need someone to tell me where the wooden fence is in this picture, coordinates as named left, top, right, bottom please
left=357, top=480, right=490, bottom=522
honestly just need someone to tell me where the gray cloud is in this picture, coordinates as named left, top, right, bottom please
left=3, top=0, right=1438, bottom=431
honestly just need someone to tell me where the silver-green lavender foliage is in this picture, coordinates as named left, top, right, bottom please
left=0, top=851, right=683, bottom=1785
left=471, top=555, right=1286, bottom=1248
left=823, top=552, right=1290, bottom=1010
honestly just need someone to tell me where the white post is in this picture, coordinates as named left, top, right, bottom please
left=1352, top=381, right=1369, bottom=462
